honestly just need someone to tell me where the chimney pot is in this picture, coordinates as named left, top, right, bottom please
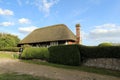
left=76, top=24, right=80, bottom=27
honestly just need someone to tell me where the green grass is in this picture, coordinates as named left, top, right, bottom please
left=0, top=53, right=13, bottom=58
left=0, top=73, right=55, bottom=80
left=0, top=52, right=19, bottom=59
left=23, top=59, right=120, bottom=78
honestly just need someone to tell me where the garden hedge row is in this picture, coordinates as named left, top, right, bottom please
left=48, top=44, right=80, bottom=66
left=0, top=47, right=19, bottom=52
left=21, top=44, right=120, bottom=66
left=21, top=47, right=49, bottom=60
left=79, top=45, right=120, bottom=58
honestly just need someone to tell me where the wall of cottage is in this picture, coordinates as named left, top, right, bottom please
left=82, top=58, right=120, bottom=71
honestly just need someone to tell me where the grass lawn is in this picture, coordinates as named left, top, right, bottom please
left=0, top=52, right=19, bottom=59
left=0, top=73, right=55, bottom=80
left=0, top=53, right=13, bottom=58
left=23, top=59, right=120, bottom=78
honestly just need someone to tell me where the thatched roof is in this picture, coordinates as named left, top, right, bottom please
left=19, top=24, right=76, bottom=44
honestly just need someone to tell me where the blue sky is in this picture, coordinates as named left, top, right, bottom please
left=0, top=0, right=120, bottom=45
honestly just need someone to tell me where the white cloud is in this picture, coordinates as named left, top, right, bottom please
left=95, top=24, right=116, bottom=29
left=81, top=31, right=88, bottom=39
left=19, top=26, right=38, bottom=33
left=85, top=23, right=120, bottom=44
left=0, top=8, right=14, bottom=16
left=18, top=18, right=30, bottom=24
left=0, top=22, right=14, bottom=26
left=34, top=0, right=59, bottom=16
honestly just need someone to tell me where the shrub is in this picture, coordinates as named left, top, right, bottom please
left=12, top=53, right=19, bottom=59
left=48, top=44, right=80, bottom=66
left=0, top=47, right=19, bottom=52
left=79, top=45, right=120, bottom=59
left=98, top=42, right=113, bottom=47
left=21, top=47, right=49, bottom=60
left=21, top=44, right=32, bottom=49
left=0, top=33, right=20, bottom=48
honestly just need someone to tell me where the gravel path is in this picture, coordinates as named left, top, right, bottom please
left=0, top=58, right=119, bottom=80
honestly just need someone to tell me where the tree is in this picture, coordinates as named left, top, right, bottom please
left=0, top=33, right=20, bottom=48
left=98, top=42, right=113, bottom=47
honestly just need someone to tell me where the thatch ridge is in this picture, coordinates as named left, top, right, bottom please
left=19, top=24, right=76, bottom=44
left=35, top=24, right=66, bottom=31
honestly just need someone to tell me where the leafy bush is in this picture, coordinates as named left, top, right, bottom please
left=22, top=44, right=32, bottom=49
left=98, top=42, right=113, bottom=46
left=48, top=44, right=80, bottom=66
left=79, top=45, right=120, bottom=59
left=0, top=33, right=20, bottom=48
left=0, top=47, right=19, bottom=52
left=21, top=47, right=49, bottom=60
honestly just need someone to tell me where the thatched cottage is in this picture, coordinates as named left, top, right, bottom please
left=18, top=24, right=80, bottom=47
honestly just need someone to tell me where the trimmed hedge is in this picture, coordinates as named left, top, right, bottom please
left=79, top=45, right=120, bottom=58
left=21, top=47, right=49, bottom=60
left=0, top=47, right=19, bottom=52
left=48, top=44, right=80, bottom=66
left=20, top=44, right=120, bottom=66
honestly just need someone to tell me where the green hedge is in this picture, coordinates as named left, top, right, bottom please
left=48, top=44, right=80, bottom=66
left=20, top=44, right=120, bottom=66
left=79, top=45, right=120, bottom=58
left=21, top=47, right=49, bottom=60
left=0, top=47, right=19, bottom=52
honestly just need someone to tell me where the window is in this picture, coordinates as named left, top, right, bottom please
left=50, top=41, right=58, bottom=46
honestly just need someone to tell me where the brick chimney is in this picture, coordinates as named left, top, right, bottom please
left=76, top=24, right=80, bottom=44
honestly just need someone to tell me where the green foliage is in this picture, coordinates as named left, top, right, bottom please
left=12, top=53, right=19, bottom=59
left=22, top=44, right=32, bottom=49
left=0, top=33, right=20, bottom=48
left=0, top=47, right=19, bottom=52
left=79, top=45, right=120, bottom=58
left=98, top=42, right=113, bottom=46
left=21, top=47, right=49, bottom=60
left=0, top=73, right=55, bottom=80
left=48, top=44, right=80, bottom=66
left=21, top=44, right=120, bottom=66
